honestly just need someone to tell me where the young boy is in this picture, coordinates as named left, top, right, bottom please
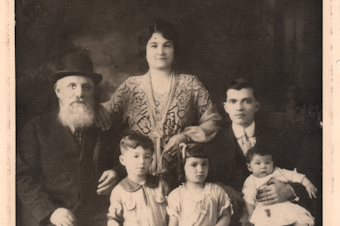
left=107, top=133, right=169, bottom=226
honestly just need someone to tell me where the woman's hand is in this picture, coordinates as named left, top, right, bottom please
left=94, top=105, right=112, bottom=131
left=163, top=134, right=187, bottom=156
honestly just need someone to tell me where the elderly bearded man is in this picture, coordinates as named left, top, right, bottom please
left=16, top=53, right=120, bottom=226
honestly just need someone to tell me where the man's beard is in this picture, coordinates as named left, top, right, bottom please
left=58, top=98, right=95, bottom=129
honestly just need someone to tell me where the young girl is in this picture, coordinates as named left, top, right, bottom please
left=167, top=143, right=233, bottom=226
left=242, top=145, right=317, bottom=226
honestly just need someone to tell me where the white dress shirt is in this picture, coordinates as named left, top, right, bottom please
left=232, top=121, right=256, bottom=155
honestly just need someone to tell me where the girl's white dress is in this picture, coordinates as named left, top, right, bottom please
left=167, top=183, right=233, bottom=226
left=242, top=167, right=314, bottom=226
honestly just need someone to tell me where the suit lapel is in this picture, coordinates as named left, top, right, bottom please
left=225, top=125, right=244, bottom=159
left=80, top=126, right=100, bottom=166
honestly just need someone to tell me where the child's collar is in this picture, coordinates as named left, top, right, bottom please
left=120, top=174, right=160, bottom=192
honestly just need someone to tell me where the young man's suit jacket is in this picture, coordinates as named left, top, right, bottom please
left=16, top=109, right=120, bottom=226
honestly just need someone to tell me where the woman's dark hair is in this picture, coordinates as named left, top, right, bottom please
left=246, top=144, right=275, bottom=164
left=177, top=143, right=211, bottom=183
left=138, top=18, right=180, bottom=58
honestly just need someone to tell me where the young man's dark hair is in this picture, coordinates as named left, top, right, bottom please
left=226, top=78, right=258, bottom=100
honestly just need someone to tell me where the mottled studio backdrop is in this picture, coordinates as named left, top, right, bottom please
left=16, top=0, right=322, bottom=190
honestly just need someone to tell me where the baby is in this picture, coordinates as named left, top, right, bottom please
left=242, top=144, right=317, bottom=226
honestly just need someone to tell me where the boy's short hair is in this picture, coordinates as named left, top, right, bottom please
left=226, top=78, right=258, bottom=100
left=120, top=132, right=154, bottom=154
left=246, top=144, right=275, bottom=163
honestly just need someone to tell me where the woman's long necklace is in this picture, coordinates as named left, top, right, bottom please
left=150, top=74, right=170, bottom=121
left=153, top=91, right=167, bottom=121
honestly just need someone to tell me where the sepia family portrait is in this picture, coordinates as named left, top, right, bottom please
left=11, top=0, right=324, bottom=226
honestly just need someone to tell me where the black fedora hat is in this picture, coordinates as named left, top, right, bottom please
left=54, top=53, right=102, bottom=85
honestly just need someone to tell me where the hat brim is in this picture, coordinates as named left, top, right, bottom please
left=54, top=71, right=103, bottom=85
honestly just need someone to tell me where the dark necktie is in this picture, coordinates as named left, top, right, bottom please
left=74, top=128, right=82, bottom=147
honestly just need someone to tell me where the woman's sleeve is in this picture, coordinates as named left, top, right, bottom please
left=166, top=189, right=181, bottom=219
left=101, top=78, right=130, bottom=122
left=107, top=187, right=124, bottom=224
left=215, top=184, right=234, bottom=217
left=242, top=176, right=257, bottom=206
left=182, top=76, right=222, bottom=143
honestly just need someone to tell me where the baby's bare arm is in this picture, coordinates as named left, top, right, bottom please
left=302, top=177, right=318, bottom=199
left=244, top=202, right=255, bottom=221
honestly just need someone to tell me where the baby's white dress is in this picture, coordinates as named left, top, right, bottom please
left=242, top=167, right=314, bottom=226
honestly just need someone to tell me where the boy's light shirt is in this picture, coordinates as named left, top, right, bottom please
left=232, top=121, right=256, bottom=153
left=107, top=175, right=168, bottom=226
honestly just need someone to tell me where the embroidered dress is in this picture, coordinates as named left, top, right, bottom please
left=167, top=183, right=233, bottom=226
left=242, top=167, right=315, bottom=226
left=103, top=72, right=221, bottom=173
left=107, top=174, right=169, bottom=226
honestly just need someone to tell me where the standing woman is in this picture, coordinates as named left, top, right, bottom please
left=102, top=19, right=221, bottom=181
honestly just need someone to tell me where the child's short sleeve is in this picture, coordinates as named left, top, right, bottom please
left=242, top=175, right=257, bottom=205
left=107, top=186, right=124, bottom=224
left=214, top=184, right=234, bottom=217
left=166, top=188, right=181, bottom=219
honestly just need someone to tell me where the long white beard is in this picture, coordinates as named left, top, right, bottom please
left=58, top=100, right=95, bottom=129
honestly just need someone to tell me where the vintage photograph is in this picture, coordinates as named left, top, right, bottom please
left=15, top=0, right=322, bottom=225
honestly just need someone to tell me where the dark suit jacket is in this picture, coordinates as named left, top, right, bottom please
left=209, top=123, right=291, bottom=192
left=16, top=109, right=120, bottom=226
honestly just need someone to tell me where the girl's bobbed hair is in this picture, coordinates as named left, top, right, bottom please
left=177, top=143, right=211, bottom=183
left=138, top=18, right=181, bottom=59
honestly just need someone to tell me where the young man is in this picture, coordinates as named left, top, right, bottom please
left=210, top=78, right=306, bottom=225
left=107, top=133, right=169, bottom=226
left=16, top=53, right=120, bottom=226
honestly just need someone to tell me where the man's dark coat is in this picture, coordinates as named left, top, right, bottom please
left=16, top=109, right=120, bottom=226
